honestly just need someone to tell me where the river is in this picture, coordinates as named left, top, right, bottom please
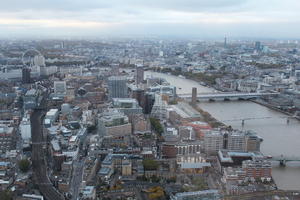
left=145, top=71, right=300, bottom=190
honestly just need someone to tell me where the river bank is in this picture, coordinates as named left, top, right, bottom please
left=145, top=71, right=300, bottom=190
left=251, top=99, right=300, bottom=121
left=148, top=70, right=300, bottom=121
left=190, top=103, right=226, bottom=128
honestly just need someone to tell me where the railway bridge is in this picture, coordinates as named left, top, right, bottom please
left=178, top=92, right=278, bottom=101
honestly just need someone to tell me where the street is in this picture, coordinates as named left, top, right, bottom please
left=70, top=159, right=85, bottom=200
left=31, top=110, right=65, bottom=200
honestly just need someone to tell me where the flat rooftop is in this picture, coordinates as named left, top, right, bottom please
left=170, top=102, right=201, bottom=119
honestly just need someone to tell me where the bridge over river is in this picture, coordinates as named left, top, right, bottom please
left=270, top=155, right=300, bottom=166
left=178, top=92, right=278, bottom=101
left=219, top=115, right=298, bottom=126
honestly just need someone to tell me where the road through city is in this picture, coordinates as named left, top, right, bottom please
left=31, top=110, right=65, bottom=200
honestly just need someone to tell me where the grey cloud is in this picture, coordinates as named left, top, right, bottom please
left=0, top=0, right=300, bottom=39
left=0, top=0, right=107, bottom=11
left=0, top=0, right=249, bottom=12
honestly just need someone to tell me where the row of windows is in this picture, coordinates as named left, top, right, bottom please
left=0, top=138, right=12, bottom=141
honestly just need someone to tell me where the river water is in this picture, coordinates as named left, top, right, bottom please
left=145, top=71, right=300, bottom=190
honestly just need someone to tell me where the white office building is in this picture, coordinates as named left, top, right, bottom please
left=20, top=117, right=31, bottom=141
left=54, top=81, right=67, bottom=95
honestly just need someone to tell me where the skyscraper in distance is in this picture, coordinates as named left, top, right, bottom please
left=255, top=41, right=261, bottom=51
left=22, top=67, right=31, bottom=84
left=136, top=65, right=144, bottom=85
left=108, top=76, right=128, bottom=99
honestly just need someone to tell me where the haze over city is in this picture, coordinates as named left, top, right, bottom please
left=1, top=0, right=300, bottom=39
left=1, top=1, right=300, bottom=200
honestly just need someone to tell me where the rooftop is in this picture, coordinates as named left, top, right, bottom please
left=181, top=162, right=211, bottom=169
left=173, top=189, right=220, bottom=199
left=82, top=186, right=95, bottom=195
left=99, top=167, right=112, bottom=175
left=170, top=102, right=201, bottom=118
left=25, top=89, right=37, bottom=96
left=108, top=76, right=127, bottom=81
left=0, top=126, right=14, bottom=134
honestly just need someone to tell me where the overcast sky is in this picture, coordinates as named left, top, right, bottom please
left=0, top=0, right=299, bottom=39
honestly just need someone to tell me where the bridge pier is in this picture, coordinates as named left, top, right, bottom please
left=279, top=160, right=286, bottom=166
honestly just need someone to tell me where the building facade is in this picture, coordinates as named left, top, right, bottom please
left=54, top=81, right=67, bottom=95
left=0, top=126, right=15, bottom=152
left=108, top=76, right=128, bottom=99
left=204, top=130, right=262, bottom=154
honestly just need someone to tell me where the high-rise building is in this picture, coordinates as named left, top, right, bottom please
left=22, top=67, right=31, bottom=84
left=54, top=81, right=67, bottom=95
left=255, top=41, right=261, bottom=51
left=224, top=37, right=227, bottom=48
left=143, top=93, right=155, bottom=114
left=136, top=65, right=144, bottom=84
left=151, top=94, right=168, bottom=120
left=108, top=76, right=128, bottom=99
left=61, top=41, right=65, bottom=49
left=131, top=88, right=145, bottom=107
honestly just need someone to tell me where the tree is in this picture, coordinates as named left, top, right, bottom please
left=87, top=125, right=96, bottom=133
left=208, top=65, right=215, bottom=70
left=143, top=159, right=159, bottom=171
left=0, top=190, right=12, bottom=200
left=167, top=176, right=177, bottom=183
left=19, top=159, right=31, bottom=173
left=168, top=100, right=178, bottom=105
left=220, top=65, right=226, bottom=71
left=149, top=117, right=163, bottom=135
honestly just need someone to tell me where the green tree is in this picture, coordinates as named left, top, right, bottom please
left=19, top=159, right=31, bottom=173
left=149, top=117, right=163, bottom=135
left=143, top=159, right=159, bottom=171
left=0, top=190, right=12, bottom=200
left=168, top=100, right=178, bottom=105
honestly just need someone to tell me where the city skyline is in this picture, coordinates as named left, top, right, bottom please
left=1, top=0, right=300, bottom=39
